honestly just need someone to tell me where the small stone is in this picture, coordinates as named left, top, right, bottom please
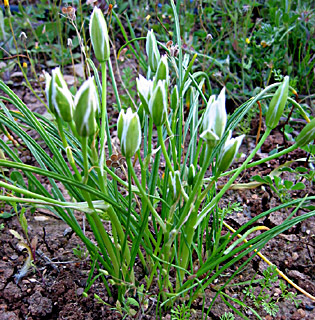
left=292, top=252, right=299, bottom=261
left=265, top=315, right=273, bottom=320
left=273, top=288, right=281, bottom=297
left=10, top=255, right=18, bottom=261
left=76, top=287, right=84, bottom=296
left=291, top=308, right=306, bottom=319
left=305, top=304, right=314, bottom=311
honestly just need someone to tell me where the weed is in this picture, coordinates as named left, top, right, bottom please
left=171, top=303, right=191, bottom=320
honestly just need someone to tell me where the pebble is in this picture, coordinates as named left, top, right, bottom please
left=291, top=308, right=306, bottom=319
left=273, top=288, right=281, bottom=297
left=76, top=287, right=84, bottom=296
left=292, top=252, right=299, bottom=261
left=305, top=304, right=314, bottom=311
left=10, top=255, right=19, bottom=261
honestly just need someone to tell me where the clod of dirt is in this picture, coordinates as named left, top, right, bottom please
left=28, top=291, right=52, bottom=317
left=0, top=311, right=19, bottom=320
left=3, top=282, right=23, bottom=302
left=0, top=261, right=14, bottom=290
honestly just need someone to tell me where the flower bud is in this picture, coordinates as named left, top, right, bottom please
left=45, top=67, right=74, bottom=122
left=73, top=77, right=99, bottom=137
left=295, top=117, right=315, bottom=147
left=266, top=76, right=289, bottom=129
left=146, top=29, right=160, bottom=72
left=149, top=80, right=168, bottom=126
left=217, top=131, right=245, bottom=173
left=168, top=170, right=181, bottom=201
left=45, top=72, right=53, bottom=111
left=89, top=7, right=110, bottom=62
left=117, top=108, right=141, bottom=158
left=188, top=164, right=196, bottom=186
left=170, top=85, right=179, bottom=111
left=154, top=55, right=169, bottom=85
left=136, top=74, right=153, bottom=114
left=200, top=88, right=227, bottom=147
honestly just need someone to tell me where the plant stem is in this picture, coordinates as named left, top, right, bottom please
left=82, top=136, right=120, bottom=278
left=56, top=117, right=81, bottom=180
left=197, top=128, right=272, bottom=227
left=127, top=158, right=166, bottom=233
left=157, top=125, right=174, bottom=174
left=222, top=143, right=298, bottom=177
left=99, top=62, right=109, bottom=182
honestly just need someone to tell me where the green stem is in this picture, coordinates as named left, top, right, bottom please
left=126, top=158, right=166, bottom=233
left=175, top=142, right=212, bottom=231
left=197, top=128, right=273, bottom=228
left=99, top=62, right=109, bottom=185
left=157, top=126, right=174, bottom=174
left=166, top=119, right=178, bottom=170
left=56, top=117, right=81, bottom=180
left=82, top=136, right=120, bottom=278
left=108, top=58, right=121, bottom=112
left=147, top=116, right=153, bottom=155
left=222, top=143, right=298, bottom=177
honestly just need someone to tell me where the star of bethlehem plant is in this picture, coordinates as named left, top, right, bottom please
left=1, top=2, right=315, bottom=317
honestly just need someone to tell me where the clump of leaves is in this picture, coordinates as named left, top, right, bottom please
left=243, top=265, right=301, bottom=316
left=220, top=312, right=235, bottom=320
left=171, top=303, right=191, bottom=320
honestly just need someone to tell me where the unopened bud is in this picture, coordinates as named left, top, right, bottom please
left=266, top=76, right=289, bottom=129
left=89, top=7, right=110, bottom=62
left=149, top=80, right=167, bottom=126
left=168, top=170, right=181, bottom=201
left=146, top=29, right=160, bottom=72
left=200, top=88, right=227, bottom=147
left=117, top=108, right=141, bottom=158
left=188, top=164, right=196, bottom=186
left=295, top=117, right=315, bottom=147
left=170, top=86, right=179, bottom=111
left=73, top=77, right=99, bottom=137
left=45, top=67, right=74, bottom=122
left=217, top=131, right=245, bottom=173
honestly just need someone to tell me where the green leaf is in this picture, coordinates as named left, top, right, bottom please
left=291, top=182, right=306, bottom=191
left=0, top=211, right=14, bottom=219
left=126, top=297, right=139, bottom=308
left=283, top=180, right=293, bottom=189
left=279, top=167, right=293, bottom=173
left=19, top=208, right=28, bottom=238
left=252, top=175, right=268, bottom=184
left=273, top=176, right=281, bottom=188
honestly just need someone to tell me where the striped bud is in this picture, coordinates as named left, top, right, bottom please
left=89, top=7, right=110, bottom=62
left=117, top=108, right=141, bottom=158
left=217, top=131, right=245, bottom=173
left=146, top=29, right=160, bottom=72
left=200, top=88, right=227, bottom=147
left=296, top=118, right=315, bottom=147
left=266, top=76, right=289, bottom=129
left=45, top=67, right=74, bottom=122
left=149, top=80, right=167, bottom=126
left=73, top=77, right=99, bottom=137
